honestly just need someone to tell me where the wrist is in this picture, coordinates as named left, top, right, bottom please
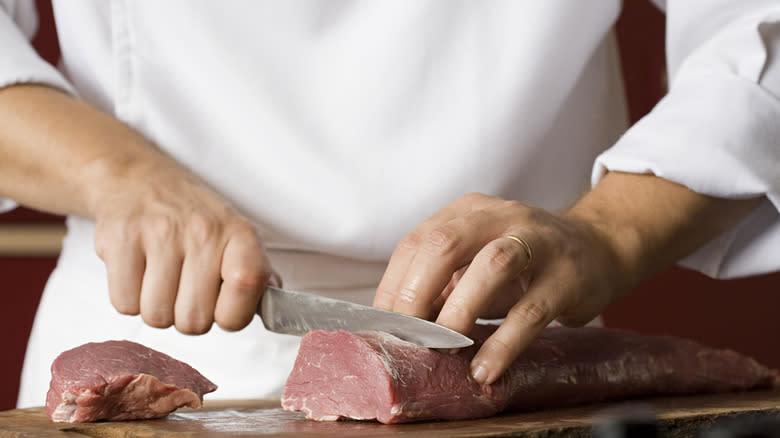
left=79, top=138, right=174, bottom=219
left=563, top=204, right=647, bottom=292
left=566, top=171, right=765, bottom=288
left=562, top=172, right=680, bottom=292
left=0, top=84, right=175, bottom=220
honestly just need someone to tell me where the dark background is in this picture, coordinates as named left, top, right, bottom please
left=1, top=0, right=778, bottom=411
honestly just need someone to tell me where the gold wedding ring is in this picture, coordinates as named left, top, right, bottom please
left=504, top=235, right=533, bottom=272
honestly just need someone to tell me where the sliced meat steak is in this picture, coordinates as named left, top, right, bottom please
left=282, top=326, right=779, bottom=424
left=46, top=340, right=217, bottom=423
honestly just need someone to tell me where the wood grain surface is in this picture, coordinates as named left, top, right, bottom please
left=1, top=390, right=778, bottom=438
left=0, top=224, right=65, bottom=256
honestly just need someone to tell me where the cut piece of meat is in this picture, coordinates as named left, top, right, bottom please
left=281, top=326, right=779, bottom=424
left=46, top=340, right=217, bottom=423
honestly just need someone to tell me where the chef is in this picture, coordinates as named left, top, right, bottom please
left=1, top=1, right=778, bottom=407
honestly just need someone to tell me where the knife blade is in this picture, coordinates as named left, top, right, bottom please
left=258, top=286, right=474, bottom=349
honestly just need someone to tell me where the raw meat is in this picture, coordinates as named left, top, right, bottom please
left=46, top=340, right=217, bottom=423
left=282, top=326, right=779, bottom=424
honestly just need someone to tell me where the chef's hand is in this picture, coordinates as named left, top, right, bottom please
left=373, top=173, right=762, bottom=385
left=373, top=192, right=627, bottom=385
left=93, top=161, right=279, bottom=335
left=0, top=84, right=276, bottom=335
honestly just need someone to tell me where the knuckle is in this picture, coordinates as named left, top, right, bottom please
left=397, top=232, right=423, bottom=251
left=147, top=215, right=175, bottom=241
left=520, top=205, right=558, bottom=229
left=526, top=207, right=546, bottom=224
left=94, top=222, right=127, bottom=258
left=93, top=226, right=109, bottom=257
left=443, top=297, right=474, bottom=322
left=556, top=258, right=583, bottom=279
left=500, top=199, right=525, bottom=214
left=397, top=285, right=421, bottom=305
left=507, top=301, right=550, bottom=328
left=94, top=218, right=114, bottom=238
left=507, top=202, right=542, bottom=225
left=463, top=208, right=490, bottom=226
left=187, top=213, right=218, bottom=247
left=228, top=265, right=266, bottom=291
left=373, top=285, right=397, bottom=306
left=424, top=226, right=460, bottom=256
left=485, top=334, right=516, bottom=357
left=229, top=218, right=258, bottom=237
left=482, top=243, right=519, bottom=274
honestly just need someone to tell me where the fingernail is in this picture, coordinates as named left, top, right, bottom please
left=471, top=364, right=488, bottom=385
left=448, top=348, right=460, bottom=355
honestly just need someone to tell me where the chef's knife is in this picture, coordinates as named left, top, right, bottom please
left=258, top=286, right=474, bottom=349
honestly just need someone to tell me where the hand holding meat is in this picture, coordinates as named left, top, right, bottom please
left=374, top=172, right=762, bottom=386
left=373, top=193, right=627, bottom=386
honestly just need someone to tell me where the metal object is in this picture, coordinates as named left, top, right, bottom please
left=258, top=286, right=474, bottom=349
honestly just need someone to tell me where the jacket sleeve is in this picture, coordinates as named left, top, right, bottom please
left=593, top=0, right=780, bottom=278
left=0, top=0, right=77, bottom=214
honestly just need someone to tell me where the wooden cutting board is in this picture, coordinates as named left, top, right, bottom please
left=1, top=390, right=778, bottom=438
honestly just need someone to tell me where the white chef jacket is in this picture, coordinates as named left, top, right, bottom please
left=1, top=1, right=778, bottom=408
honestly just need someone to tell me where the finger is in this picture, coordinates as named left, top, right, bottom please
left=374, top=193, right=498, bottom=311
left=391, top=210, right=507, bottom=319
left=215, top=227, right=270, bottom=331
left=435, top=235, right=533, bottom=335
left=175, top=245, right=221, bottom=335
left=139, top=239, right=183, bottom=329
left=469, top=268, right=567, bottom=385
left=374, top=205, right=466, bottom=310
left=429, top=265, right=468, bottom=319
left=481, top=272, right=532, bottom=319
left=102, top=235, right=145, bottom=315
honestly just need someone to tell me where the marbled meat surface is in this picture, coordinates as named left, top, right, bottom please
left=46, top=340, right=217, bottom=422
left=282, top=325, right=779, bottom=424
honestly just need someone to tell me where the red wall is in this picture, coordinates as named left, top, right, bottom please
left=1, top=0, right=778, bottom=412
left=0, top=258, right=57, bottom=410
left=0, top=0, right=63, bottom=412
left=604, top=1, right=780, bottom=367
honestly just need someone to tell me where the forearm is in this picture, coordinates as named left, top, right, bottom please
left=566, top=171, right=763, bottom=287
left=0, top=84, right=179, bottom=218
left=0, top=84, right=276, bottom=334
